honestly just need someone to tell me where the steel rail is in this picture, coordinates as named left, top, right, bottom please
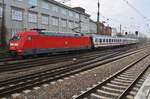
left=75, top=53, right=150, bottom=99
left=0, top=47, right=133, bottom=73
left=0, top=48, right=143, bottom=97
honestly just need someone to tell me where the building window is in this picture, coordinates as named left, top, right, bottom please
left=12, top=9, right=23, bottom=21
left=69, top=11, right=73, bottom=17
left=16, top=0, right=23, bottom=1
left=52, top=5, right=58, bottom=12
left=61, top=8, right=67, bottom=15
left=52, top=17, right=59, bottom=26
left=82, top=25, right=88, bottom=31
left=41, top=15, right=49, bottom=25
left=28, top=0, right=37, bottom=6
left=28, top=12, right=37, bottom=23
left=75, top=13, right=79, bottom=19
left=0, top=6, right=2, bottom=18
left=75, top=22, right=79, bottom=28
left=61, top=19, right=67, bottom=27
left=41, top=1, right=49, bottom=9
left=68, top=21, right=73, bottom=29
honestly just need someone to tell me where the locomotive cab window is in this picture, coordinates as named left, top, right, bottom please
left=28, top=36, right=32, bottom=40
left=10, top=35, right=20, bottom=40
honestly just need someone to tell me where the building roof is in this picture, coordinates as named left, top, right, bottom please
left=90, top=19, right=97, bottom=23
left=47, top=0, right=90, bottom=17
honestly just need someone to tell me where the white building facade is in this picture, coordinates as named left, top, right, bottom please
left=0, top=0, right=94, bottom=40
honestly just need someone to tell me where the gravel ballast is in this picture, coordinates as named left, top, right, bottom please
left=4, top=49, right=150, bottom=99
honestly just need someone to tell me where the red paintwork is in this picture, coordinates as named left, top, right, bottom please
left=9, top=31, right=92, bottom=55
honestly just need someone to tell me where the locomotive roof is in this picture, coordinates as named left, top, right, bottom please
left=15, top=30, right=85, bottom=37
left=16, top=31, right=38, bottom=35
left=38, top=31, right=82, bottom=37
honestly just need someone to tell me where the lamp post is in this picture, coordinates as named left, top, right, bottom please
left=1, top=0, right=7, bottom=48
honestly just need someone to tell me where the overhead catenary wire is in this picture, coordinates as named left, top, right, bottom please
left=86, top=10, right=122, bottom=27
left=122, top=0, right=146, bottom=19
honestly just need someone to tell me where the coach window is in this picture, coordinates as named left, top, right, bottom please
left=112, top=39, right=114, bottom=42
left=99, top=39, right=102, bottom=43
left=28, top=36, right=32, bottom=40
left=103, top=39, right=105, bottom=42
left=109, top=39, right=111, bottom=42
left=106, top=39, right=107, bottom=42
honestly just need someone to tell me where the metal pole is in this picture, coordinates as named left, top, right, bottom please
left=97, top=0, right=100, bottom=23
left=97, top=0, right=100, bottom=34
left=120, top=24, right=122, bottom=34
left=79, top=13, right=81, bottom=33
left=1, top=0, right=7, bottom=48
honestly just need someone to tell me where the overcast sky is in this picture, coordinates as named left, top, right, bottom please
left=58, top=0, right=150, bottom=37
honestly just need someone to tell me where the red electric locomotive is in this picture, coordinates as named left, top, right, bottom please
left=9, top=29, right=92, bottom=56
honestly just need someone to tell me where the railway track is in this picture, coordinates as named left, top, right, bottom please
left=0, top=44, right=140, bottom=63
left=74, top=53, right=150, bottom=99
left=0, top=47, right=136, bottom=73
left=0, top=47, right=145, bottom=97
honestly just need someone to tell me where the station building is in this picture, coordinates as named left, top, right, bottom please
left=0, top=0, right=93, bottom=40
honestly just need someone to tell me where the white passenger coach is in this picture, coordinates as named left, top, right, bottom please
left=91, top=34, right=138, bottom=48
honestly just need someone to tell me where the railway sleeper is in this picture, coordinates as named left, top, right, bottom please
left=96, top=89, right=120, bottom=98
left=90, top=93, right=110, bottom=99
left=124, top=71, right=139, bottom=74
left=134, top=84, right=142, bottom=89
left=114, top=78, right=133, bottom=83
left=139, top=78, right=146, bottom=82
left=121, top=73, right=135, bottom=77
left=102, top=86, right=124, bottom=93
left=137, top=81, right=144, bottom=85
left=132, top=87, right=140, bottom=92
left=117, top=76, right=134, bottom=81
left=110, top=80, right=130, bottom=86
left=106, top=83, right=127, bottom=89
left=119, top=74, right=137, bottom=78
left=126, top=95, right=135, bottom=99
left=123, top=71, right=135, bottom=75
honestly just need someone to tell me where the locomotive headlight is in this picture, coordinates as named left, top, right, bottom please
left=14, top=43, right=18, bottom=46
left=10, top=43, right=14, bottom=46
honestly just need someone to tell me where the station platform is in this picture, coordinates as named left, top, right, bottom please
left=134, top=74, right=150, bottom=99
